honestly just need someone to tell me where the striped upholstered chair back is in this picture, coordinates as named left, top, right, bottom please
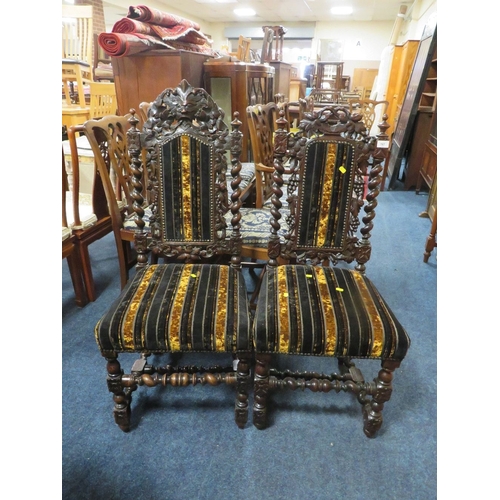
left=127, top=80, right=244, bottom=265
left=267, top=105, right=380, bottom=271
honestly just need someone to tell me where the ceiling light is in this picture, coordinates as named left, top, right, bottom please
left=234, top=8, right=256, bottom=17
left=330, top=6, right=353, bottom=15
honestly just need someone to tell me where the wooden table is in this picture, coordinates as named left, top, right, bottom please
left=62, top=106, right=90, bottom=135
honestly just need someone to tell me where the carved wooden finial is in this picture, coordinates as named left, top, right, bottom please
left=231, top=111, right=242, bottom=129
left=128, top=108, right=139, bottom=129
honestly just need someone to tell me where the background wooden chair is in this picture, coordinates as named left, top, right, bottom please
left=236, top=35, right=251, bottom=62
left=247, top=102, right=277, bottom=210
left=66, top=124, right=114, bottom=302
left=93, top=33, right=114, bottom=82
left=93, top=81, right=253, bottom=432
left=81, top=114, right=137, bottom=292
left=252, top=105, right=410, bottom=438
left=62, top=149, right=87, bottom=307
left=348, top=98, right=389, bottom=136
left=63, top=81, right=117, bottom=138
left=348, top=98, right=391, bottom=194
left=62, top=4, right=93, bottom=107
left=88, top=82, right=117, bottom=118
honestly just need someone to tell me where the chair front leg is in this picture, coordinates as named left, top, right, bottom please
left=235, top=354, right=252, bottom=429
left=106, top=356, right=133, bottom=432
left=253, top=353, right=271, bottom=429
left=363, top=359, right=401, bottom=438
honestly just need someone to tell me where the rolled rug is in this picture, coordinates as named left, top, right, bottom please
left=117, top=10, right=212, bottom=46
left=150, top=25, right=212, bottom=45
left=112, top=18, right=156, bottom=36
left=127, top=5, right=201, bottom=30
left=98, top=32, right=170, bottom=57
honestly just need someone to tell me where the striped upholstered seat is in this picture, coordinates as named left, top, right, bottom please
left=254, top=265, right=409, bottom=360
left=96, top=263, right=252, bottom=355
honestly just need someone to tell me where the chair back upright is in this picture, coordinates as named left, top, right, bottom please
left=93, top=32, right=114, bottom=82
left=62, top=5, right=93, bottom=107
left=246, top=102, right=277, bottom=208
left=269, top=104, right=387, bottom=272
left=128, top=79, right=244, bottom=268
left=62, top=149, right=87, bottom=307
left=82, top=114, right=137, bottom=289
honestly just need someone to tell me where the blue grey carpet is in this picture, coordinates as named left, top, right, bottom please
left=62, top=190, right=437, bottom=500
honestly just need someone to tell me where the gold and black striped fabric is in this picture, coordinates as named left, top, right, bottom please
left=95, top=264, right=252, bottom=355
left=297, top=140, right=355, bottom=250
left=254, top=265, right=410, bottom=361
left=159, top=135, right=214, bottom=242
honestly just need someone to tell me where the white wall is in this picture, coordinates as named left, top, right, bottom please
left=397, top=0, right=437, bottom=43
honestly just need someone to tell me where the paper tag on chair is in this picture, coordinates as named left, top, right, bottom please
left=377, top=140, right=390, bottom=149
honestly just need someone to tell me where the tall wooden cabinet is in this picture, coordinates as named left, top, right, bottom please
left=384, top=40, right=419, bottom=135
left=406, top=40, right=437, bottom=190
left=386, top=23, right=437, bottom=190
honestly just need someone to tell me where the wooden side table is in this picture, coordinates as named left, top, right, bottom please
left=203, top=61, right=275, bottom=161
left=62, top=107, right=90, bottom=136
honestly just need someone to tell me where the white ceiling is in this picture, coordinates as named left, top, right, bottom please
left=102, top=0, right=414, bottom=26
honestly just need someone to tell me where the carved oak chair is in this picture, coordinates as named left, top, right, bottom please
left=252, top=107, right=410, bottom=438
left=94, top=81, right=253, bottom=432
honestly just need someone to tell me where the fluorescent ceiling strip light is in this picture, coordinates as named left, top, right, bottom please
left=234, top=8, right=256, bottom=16
left=330, top=6, right=353, bottom=15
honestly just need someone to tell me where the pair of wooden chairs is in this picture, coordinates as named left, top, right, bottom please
left=93, top=81, right=410, bottom=437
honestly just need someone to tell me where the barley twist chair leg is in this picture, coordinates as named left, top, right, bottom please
left=362, top=360, right=401, bottom=438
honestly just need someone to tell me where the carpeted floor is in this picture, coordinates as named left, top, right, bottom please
left=62, top=190, right=437, bottom=499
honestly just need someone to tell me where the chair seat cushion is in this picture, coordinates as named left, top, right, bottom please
left=95, top=263, right=253, bottom=355
left=62, top=226, right=72, bottom=241
left=65, top=192, right=97, bottom=229
left=227, top=162, right=255, bottom=196
left=254, top=265, right=410, bottom=361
